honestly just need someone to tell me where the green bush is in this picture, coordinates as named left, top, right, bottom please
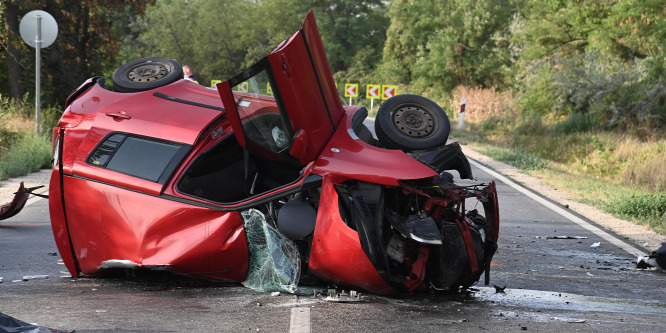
left=606, top=192, right=666, bottom=233
left=40, top=105, right=63, bottom=133
left=483, top=146, right=546, bottom=170
left=553, top=113, right=596, bottom=134
left=0, top=133, right=52, bottom=180
left=550, top=53, right=666, bottom=130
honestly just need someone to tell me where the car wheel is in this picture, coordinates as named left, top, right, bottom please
left=112, top=57, right=183, bottom=92
left=375, top=94, right=450, bottom=151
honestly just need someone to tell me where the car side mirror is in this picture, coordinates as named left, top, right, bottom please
left=289, top=129, right=309, bottom=164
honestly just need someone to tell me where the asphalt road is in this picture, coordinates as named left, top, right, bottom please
left=1, top=157, right=665, bottom=332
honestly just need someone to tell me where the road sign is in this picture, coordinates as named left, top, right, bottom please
left=344, top=84, right=358, bottom=97
left=20, top=10, right=58, bottom=48
left=238, top=81, right=249, bottom=92
left=382, top=85, right=397, bottom=100
left=211, top=80, right=221, bottom=87
left=366, top=84, right=380, bottom=99
left=20, top=10, right=58, bottom=135
left=458, top=97, right=467, bottom=129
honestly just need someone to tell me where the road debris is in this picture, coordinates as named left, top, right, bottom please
left=590, top=242, right=601, bottom=248
left=0, top=311, right=68, bottom=333
left=536, top=236, right=588, bottom=239
left=324, top=289, right=362, bottom=302
left=22, top=275, right=48, bottom=281
left=494, top=285, right=506, bottom=293
left=636, top=242, right=666, bottom=270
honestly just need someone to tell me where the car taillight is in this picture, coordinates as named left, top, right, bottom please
left=57, top=110, right=84, bottom=128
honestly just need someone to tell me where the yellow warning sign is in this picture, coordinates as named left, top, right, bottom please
left=366, top=84, right=381, bottom=99
left=344, top=83, right=358, bottom=97
left=382, top=85, right=397, bottom=100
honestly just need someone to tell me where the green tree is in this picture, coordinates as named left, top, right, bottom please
left=514, top=0, right=666, bottom=129
left=0, top=0, right=153, bottom=106
left=378, top=0, right=516, bottom=99
left=310, top=0, right=388, bottom=74
left=122, top=0, right=389, bottom=87
left=122, top=0, right=267, bottom=85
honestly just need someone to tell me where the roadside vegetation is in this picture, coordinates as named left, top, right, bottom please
left=449, top=87, right=665, bottom=234
left=0, top=96, right=55, bottom=181
left=0, top=1, right=664, bottom=233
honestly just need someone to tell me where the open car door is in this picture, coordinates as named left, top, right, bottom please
left=217, top=11, right=343, bottom=166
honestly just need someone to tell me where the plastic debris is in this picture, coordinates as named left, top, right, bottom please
left=636, top=242, right=666, bottom=269
left=324, top=289, right=362, bottom=302
left=590, top=242, right=601, bottom=248
left=271, top=291, right=281, bottom=296
left=22, top=275, right=48, bottom=281
left=241, top=209, right=300, bottom=293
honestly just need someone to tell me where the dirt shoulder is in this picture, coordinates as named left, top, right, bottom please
left=1, top=148, right=664, bottom=252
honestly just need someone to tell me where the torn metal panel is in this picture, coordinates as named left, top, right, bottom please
left=0, top=183, right=30, bottom=221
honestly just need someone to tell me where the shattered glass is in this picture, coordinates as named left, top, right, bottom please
left=0, top=311, right=68, bottom=333
left=241, top=209, right=300, bottom=293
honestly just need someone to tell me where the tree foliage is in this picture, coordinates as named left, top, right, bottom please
left=0, top=0, right=153, bottom=106
left=120, top=0, right=388, bottom=86
left=378, top=0, right=516, bottom=100
left=515, top=0, right=666, bottom=129
left=0, top=0, right=665, bottom=131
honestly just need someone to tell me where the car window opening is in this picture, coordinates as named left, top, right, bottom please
left=87, top=134, right=185, bottom=183
left=177, top=134, right=301, bottom=204
left=231, top=67, right=294, bottom=157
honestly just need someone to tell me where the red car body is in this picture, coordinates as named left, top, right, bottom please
left=45, top=12, right=499, bottom=295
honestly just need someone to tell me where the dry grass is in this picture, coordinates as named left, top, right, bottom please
left=449, top=86, right=516, bottom=122
left=0, top=114, right=33, bottom=131
left=454, top=105, right=666, bottom=233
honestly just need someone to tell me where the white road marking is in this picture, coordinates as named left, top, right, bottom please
left=468, top=159, right=645, bottom=257
left=289, top=307, right=311, bottom=333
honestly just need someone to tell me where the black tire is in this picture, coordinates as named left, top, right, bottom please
left=112, top=57, right=183, bottom=92
left=375, top=94, right=450, bottom=151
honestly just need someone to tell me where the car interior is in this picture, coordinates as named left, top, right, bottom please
left=177, top=134, right=301, bottom=203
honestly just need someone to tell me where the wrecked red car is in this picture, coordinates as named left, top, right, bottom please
left=44, top=12, right=498, bottom=295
